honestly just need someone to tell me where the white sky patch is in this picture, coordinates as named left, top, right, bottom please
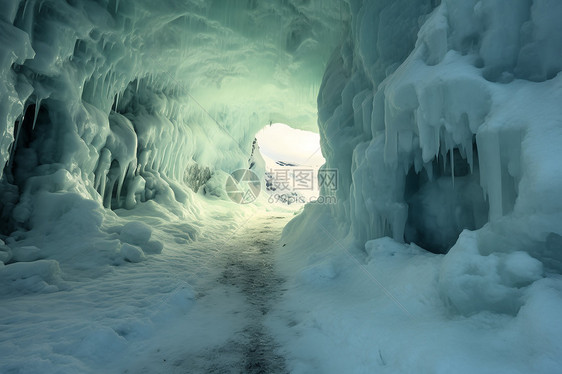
left=256, top=123, right=325, bottom=167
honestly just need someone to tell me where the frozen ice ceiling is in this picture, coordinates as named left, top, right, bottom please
left=7, top=0, right=345, bottom=129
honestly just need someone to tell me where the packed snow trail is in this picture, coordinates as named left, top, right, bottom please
left=186, top=214, right=290, bottom=374
left=122, top=210, right=293, bottom=374
left=217, top=215, right=289, bottom=373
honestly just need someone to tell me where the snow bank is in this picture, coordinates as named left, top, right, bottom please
left=0, top=259, right=63, bottom=295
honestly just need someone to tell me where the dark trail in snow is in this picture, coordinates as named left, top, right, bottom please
left=183, top=214, right=289, bottom=374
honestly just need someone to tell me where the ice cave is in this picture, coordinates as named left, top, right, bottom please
left=1, top=0, right=562, bottom=373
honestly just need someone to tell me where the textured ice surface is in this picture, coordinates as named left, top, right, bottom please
left=313, top=0, right=562, bottom=272
left=1, top=0, right=562, bottom=373
left=0, top=0, right=343, bottom=223
left=274, top=0, right=562, bottom=372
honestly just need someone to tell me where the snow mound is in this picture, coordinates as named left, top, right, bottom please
left=439, top=230, right=543, bottom=315
left=119, top=243, right=146, bottom=263
left=71, top=326, right=128, bottom=364
left=120, top=221, right=152, bottom=246
left=0, top=240, right=12, bottom=264
left=10, top=245, right=42, bottom=262
left=0, top=259, right=63, bottom=295
left=119, top=221, right=164, bottom=256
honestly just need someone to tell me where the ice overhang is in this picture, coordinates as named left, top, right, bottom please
left=127, top=0, right=348, bottom=132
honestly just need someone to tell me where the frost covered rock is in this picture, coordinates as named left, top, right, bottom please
left=0, top=250, right=11, bottom=264
left=142, top=240, right=164, bottom=255
left=501, top=251, right=544, bottom=288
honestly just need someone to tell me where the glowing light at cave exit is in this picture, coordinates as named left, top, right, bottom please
left=255, top=123, right=325, bottom=167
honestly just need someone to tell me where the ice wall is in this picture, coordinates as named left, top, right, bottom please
left=313, top=0, right=562, bottom=314
left=0, top=0, right=343, bottom=231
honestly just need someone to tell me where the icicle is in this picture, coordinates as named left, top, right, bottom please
left=107, top=70, right=113, bottom=99
left=115, top=0, right=120, bottom=14
left=477, top=130, right=503, bottom=221
left=115, top=162, right=128, bottom=208
left=99, top=75, right=105, bottom=103
left=21, top=0, right=35, bottom=38
left=433, top=125, right=440, bottom=161
left=425, top=160, right=434, bottom=182
left=414, top=153, right=422, bottom=174
left=32, top=99, right=40, bottom=130
left=22, top=0, right=31, bottom=19
left=467, top=139, right=474, bottom=174
left=10, top=118, right=23, bottom=169
left=104, top=170, right=119, bottom=209
left=450, top=147, right=455, bottom=188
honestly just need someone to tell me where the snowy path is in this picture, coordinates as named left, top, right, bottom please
left=216, top=215, right=289, bottom=373
left=180, top=214, right=290, bottom=373
left=120, top=209, right=293, bottom=374
left=0, top=206, right=295, bottom=374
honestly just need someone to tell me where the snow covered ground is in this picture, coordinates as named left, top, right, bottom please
left=0, top=192, right=295, bottom=374
left=3, top=190, right=560, bottom=374
left=274, top=204, right=562, bottom=374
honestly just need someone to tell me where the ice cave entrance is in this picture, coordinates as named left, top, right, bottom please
left=256, top=123, right=324, bottom=167
left=256, top=123, right=325, bottom=204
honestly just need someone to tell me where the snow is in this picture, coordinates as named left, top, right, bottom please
left=1, top=0, right=562, bottom=373
left=273, top=205, right=562, bottom=373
